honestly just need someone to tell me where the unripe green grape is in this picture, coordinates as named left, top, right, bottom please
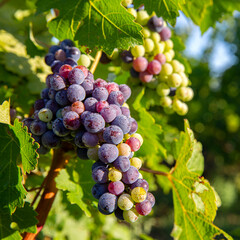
left=164, top=52, right=173, bottom=62
left=78, top=54, right=91, bottom=67
left=161, top=63, right=173, bottom=76
left=179, top=63, right=185, bottom=73
left=176, top=87, right=194, bottom=102
left=144, top=38, right=155, bottom=53
left=179, top=72, right=189, bottom=86
left=171, top=59, right=182, bottom=73
left=142, top=27, right=151, bottom=38
left=121, top=61, right=132, bottom=71
left=108, top=168, right=122, bottom=181
left=156, top=82, right=170, bottom=96
left=160, top=96, right=172, bottom=107
left=110, top=48, right=119, bottom=60
left=130, top=157, right=142, bottom=170
left=123, top=209, right=139, bottom=223
left=168, top=73, right=182, bottom=87
left=118, top=193, right=134, bottom=210
left=121, top=0, right=133, bottom=7
left=176, top=102, right=188, bottom=115
left=38, top=108, right=53, bottom=122
left=131, top=45, right=145, bottom=57
left=131, top=187, right=147, bottom=203
left=138, top=172, right=143, bottom=179
left=168, top=49, right=175, bottom=58
left=127, top=8, right=137, bottom=18
left=153, top=43, right=164, bottom=55
left=184, top=87, right=194, bottom=101
left=158, top=74, right=169, bottom=82
left=172, top=98, right=184, bottom=112
left=136, top=10, right=149, bottom=26
left=165, top=39, right=174, bottom=50
left=150, top=32, right=160, bottom=43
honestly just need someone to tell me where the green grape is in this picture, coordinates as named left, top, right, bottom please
left=165, top=39, right=174, bottom=50
left=179, top=72, right=189, bottom=86
left=164, top=52, right=173, bottom=62
left=158, top=74, right=169, bottom=82
left=131, top=187, right=147, bottom=203
left=171, top=59, right=182, bottom=73
left=138, top=172, right=143, bottom=179
left=123, top=209, right=139, bottom=223
left=38, top=108, right=53, bottom=122
left=172, top=98, right=184, bottom=112
left=110, top=48, right=119, bottom=60
left=131, top=45, right=145, bottom=57
left=78, top=54, right=91, bottom=67
left=160, top=96, right=172, bottom=107
left=108, top=168, right=122, bottom=181
left=142, top=27, right=151, bottom=38
left=150, top=32, right=160, bottom=43
left=117, top=143, right=131, bottom=156
left=121, top=61, right=132, bottom=71
left=136, top=10, right=149, bottom=26
left=130, top=157, right=142, bottom=170
left=156, top=82, right=170, bottom=96
left=179, top=63, right=185, bottom=73
left=176, top=87, right=194, bottom=101
left=176, top=102, right=188, bottom=115
left=127, top=7, right=137, bottom=18
left=144, top=38, right=155, bottom=53
left=168, top=49, right=175, bottom=58
left=168, top=73, right=182, bottom=87
left=161, top=63, right=173, bottom=76
left=121, top=0, right=133, bottom=7
left=118, top=193, right=134, bottom=210
left=153, top=43, right=164, bottom=55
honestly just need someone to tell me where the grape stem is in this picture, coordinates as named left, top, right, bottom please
left=23, top=148, right=69, bottom=240
left=90, top=50, right=102, bottom=74
left=141, top=167, right=168, bottom=177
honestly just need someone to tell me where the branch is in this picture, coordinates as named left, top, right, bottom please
left=23, top=148, right=69, bottom=240
left=141, top=167, right=169, bottom=177
left=90, top=50, right=102, bottom=74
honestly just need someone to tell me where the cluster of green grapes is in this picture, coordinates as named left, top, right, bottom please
left=100, top=2, right=194, bottom=115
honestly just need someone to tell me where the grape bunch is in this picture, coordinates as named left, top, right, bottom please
left=23, top=39, right=155, bottom=222
left=100, top=4, right=193, bottom=115
left=44, top=39, right=92, bottom=73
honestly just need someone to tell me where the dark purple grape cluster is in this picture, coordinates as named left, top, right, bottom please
left=23, top=40, right=155, bottom=222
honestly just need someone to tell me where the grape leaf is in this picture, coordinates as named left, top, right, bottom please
left=0, top=100, right=10, bottom=124
left=55, top=158, right=96, bottom=217
left=134, top=0, right=186, bottom=26
left=0, top=203, right=37, bottom=240
left=36, top=0, right=143, bottom=55
left=169, top=120, right=233, bottom=240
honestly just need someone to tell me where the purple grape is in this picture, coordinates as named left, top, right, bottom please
left=92, top=161, right=107, bottom=171
left=55, top=49, right=66, bottom=61
left=66, top=47, right=81, bottom=61
left=92, top=87, right=109, bottom=101
left=45, top=100, right=59, bottom=115
left=100, top=52, right=111, bottom=64
left=84, top=97, right=97, bottom=112
left=119, top=84, right=131, bottom=101
left=147, top=16, right=164, bottom=32
left=94, top=78, right=107, bottom=89
left=67, top=84, right=86, bottom=102
left=98, top=193, right=117, bottom=214
left=129, top=117, right=138, bottom=134
left=62, top=106, right=71, bottom=117
left=121, top=50, right=133, bottom=63
left=92, top=183, right=108, bottom=199
left=68, top=68, right=85, bottom=85
left=98, top=204, right=112, bottom=215
left=103, top=125, right=123, bottom=144
left=110, top=104, right=121, bottom=116
left=98, top=144, right=119, bottom=163
left=63, top=58, right=78, bottom=67
left=42, top=130, right=60, bottom=148
left=108, top=181, right=125, bottom=195
left=63, top=111, right=81, bottom=130
left=82, top=132, right=99, bottom=147
left=114, top=208, right=124, bottom=220
left=50, top=74, right=66, bottom=91
left=108, top=91, right=125, bottom=106
left=52, top=118, right=70, bottom=137
left=48, top=88, right=56, bottom=100
left=146, top=192, right=155, bottom=207
left=81, top=79, right=94, bottom=95
left=37, top=145, right=50, bottom=155
left=30, top=120, right=47, bottom=136
left=83, top=113, right=105, bottom=133
left=46, top=74, right=53, bottom=88
left=159, top=27, right=172, bottom=41
left=55, top=89, right=70, bottom=106
left=122, top=166, right=139, bottom=184
left=23, top=118, right=34, bottom=130
left=49, top=45, right=61, bottom=54
left=45, top=53, right=55, bottom=66
left=60, top=39, right=75, bottom=49
left=113, top=156, right=130, bottom=172
left=112, top=115, right=131, bottom=134
left=92, top=166, right=109, bottom=183
left=120, top=107, right=130, bottom=117
left=80, top=111, right=91, bottom=122
left=34, top=99, right=45, bottom=110
left=100, top=106, right=116, bottom=123
left=74, top=130, right=85, bottom=148
left=33, top=110, right=39, bottom=120
left=86, top=71, right=94, bottom=82
left=130, top=179, right=149, bottom=192
left=130, top=67, right=140, bottom=78
left=32, top=134, right=41, bottom=144
left=51, top=60, right=63, bottom=73
left=136, top=200, right=152, bottom=216
left=77, top=147, right=89, bottom=160
left=41, top=88, right=49, bottom=99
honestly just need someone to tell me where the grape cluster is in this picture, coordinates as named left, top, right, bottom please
left=101, top=4, right=193, bottom=115
left=23, top=39, right=155, bottom=222
left=44, top=39, right=92, bottom=72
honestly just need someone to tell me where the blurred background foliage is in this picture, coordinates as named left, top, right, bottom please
left=0, top=0, right=240, bottom=239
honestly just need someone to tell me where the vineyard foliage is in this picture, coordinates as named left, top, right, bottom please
left=0, top=0, right=239, bottom=239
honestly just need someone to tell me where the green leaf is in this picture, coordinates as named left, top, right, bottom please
left=0, top=100, right=10, bottom=124
left=55, top=158, right=96, bottom=217
left=169, top=120, right=233, bottom=240
left=36, top=0, right=143, bottom=55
